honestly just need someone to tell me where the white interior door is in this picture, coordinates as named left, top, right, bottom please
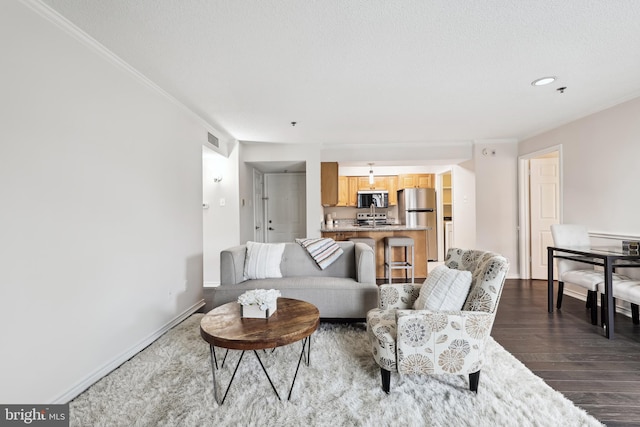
left=265, top=173, right=306, bottom=242
left=253, top=169, right=265, bottom=242
left=530, top=157, right=560, bottom=279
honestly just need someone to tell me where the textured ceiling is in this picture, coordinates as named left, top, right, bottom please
left=40, top=0, right=640, bottom=145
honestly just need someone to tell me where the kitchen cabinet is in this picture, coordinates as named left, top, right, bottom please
left=442, top=172, right=452, bottom=219
left=348, top=177, right=359, bottom=206
left=332, top=173, right=428, bottom=207
left=321, top=162, right=339, bottom=206
left=387, top=176, right=398, bottom=206
left=357, top=176, right=388, bottom=190
left=397, top=174, right=434, bottom=189
left=337, top=176, right=349, bottom=206
left=337, top=176, right=359, bottom=207
left=321, top=231, right=358, bottom=241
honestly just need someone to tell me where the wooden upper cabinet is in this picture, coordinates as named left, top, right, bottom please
left=348, top=177, right=359, bottom=206
left=397, top=174, right=416, bottom=189
left=387, top=176, right=398, bottom=205
left=326, top=170, right=431, bottom=207
left=357, top=176, right=389, bottom=190
left=398, top=173, right=434, bottom=189
left=337, top=176, right=349, bottom=206
left=416, top=174, right=433, bottom=188
left=321, top=162, right=339, bottom=206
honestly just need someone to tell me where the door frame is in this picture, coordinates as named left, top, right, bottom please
left=517, top=145, right=563, bottom=279
left=253, top=168, right=265, bottom=242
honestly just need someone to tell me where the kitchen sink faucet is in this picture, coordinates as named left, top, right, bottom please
left=370, top=203, right=376, bottom=228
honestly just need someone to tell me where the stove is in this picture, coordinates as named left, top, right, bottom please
left=356, top=212, right=392, bottom=226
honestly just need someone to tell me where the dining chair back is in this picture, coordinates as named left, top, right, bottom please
left=550, top=224, right=591, bottom=276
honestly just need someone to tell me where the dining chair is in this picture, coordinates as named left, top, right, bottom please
left=550, top=224, right=629, bottom=325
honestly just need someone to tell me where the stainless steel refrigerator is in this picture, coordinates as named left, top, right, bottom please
left=397, top=188, right=437, bottom=261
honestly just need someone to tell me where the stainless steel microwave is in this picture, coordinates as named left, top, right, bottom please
left=357, top=190, right=389, bottom=208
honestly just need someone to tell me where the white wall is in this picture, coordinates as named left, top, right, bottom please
left=473, top=140, right=519, bottom=277
left=520, top=96, right=640, bottom=236
left=451, top=162, right=477, bottom=251
left=202, top=146, right=240, bottom=285
left=0, top=0, right=209, bottom=403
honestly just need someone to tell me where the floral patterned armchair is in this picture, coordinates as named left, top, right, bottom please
left=366, top=248, right=509, bottom=393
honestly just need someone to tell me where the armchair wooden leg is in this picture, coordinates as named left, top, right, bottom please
left=632, top=303, right=639, bottom=325
left=380, top=368, right=391, bottom=394
left=469, top=371, right=480, bottom=393
left=556, top=282, right=564, bottom=309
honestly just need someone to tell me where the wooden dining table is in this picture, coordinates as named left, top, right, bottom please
left=547, top=245, right=640, bottom=339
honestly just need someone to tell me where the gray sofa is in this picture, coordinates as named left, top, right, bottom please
left=216, top=241, right=378, bottom=320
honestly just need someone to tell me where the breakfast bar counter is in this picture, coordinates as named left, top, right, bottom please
left=321, top=226, right=430, bottom=280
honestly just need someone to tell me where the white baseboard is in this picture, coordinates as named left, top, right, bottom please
left=53, top=299, right=205, bottom=404
left=204, top=281, right=220, bottom=288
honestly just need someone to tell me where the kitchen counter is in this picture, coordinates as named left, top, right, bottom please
left=320, top=225, right=430, bottom=232
left=321, top=226, right=431, bottom=280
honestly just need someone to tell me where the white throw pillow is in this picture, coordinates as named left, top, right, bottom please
left=243, top=241, right=285, bottom=280
left=414, top=265, right=473, bottom=311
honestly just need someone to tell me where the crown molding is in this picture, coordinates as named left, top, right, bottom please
left=18, top=0, right=231, bottom=143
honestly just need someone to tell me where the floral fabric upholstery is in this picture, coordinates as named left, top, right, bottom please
left=367, top=248, right=509, bottom=380
left=378, top=283, right=421, bottom=310
left=445, top=248, right=508, bottom=313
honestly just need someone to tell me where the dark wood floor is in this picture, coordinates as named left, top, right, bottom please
left=493, top=279, right=640, bottom=427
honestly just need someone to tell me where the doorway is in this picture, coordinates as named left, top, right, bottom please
left=260, top=172, right=306, bottom=243
left=518, top=147, right=562, bottom=279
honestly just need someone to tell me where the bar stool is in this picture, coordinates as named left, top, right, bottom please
left=384, top=236, right=414, bottom=284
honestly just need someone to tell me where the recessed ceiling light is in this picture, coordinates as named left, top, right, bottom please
left=531, top=76, right=557, bottom=86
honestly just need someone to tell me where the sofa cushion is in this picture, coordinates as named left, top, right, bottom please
left=280, top=242, right=356, bottom=278
left=212, top=276, right=378, bottom=319
left=414, top=265, right=472, bottom=311
left=243, top=241, right=285, bottom=280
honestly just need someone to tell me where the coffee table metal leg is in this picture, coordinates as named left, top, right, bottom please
left=288, top=336, right=312, bottom=400
left=209, top=346, right=247, bottom=405
left=211, top=345, right=219, bottom=370
left=209, top=336, right=314, bottom=404
left=221, top=348, right=230, bottom=368
left=252, top=350, right=282, bottom=400
left=209, top=345, right=220, bottom=404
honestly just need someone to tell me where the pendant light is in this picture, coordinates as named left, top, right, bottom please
left=368, top=163, right=374, bottom=185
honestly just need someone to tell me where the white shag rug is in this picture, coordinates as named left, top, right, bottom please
left=70, top=314, right=602, bottom=427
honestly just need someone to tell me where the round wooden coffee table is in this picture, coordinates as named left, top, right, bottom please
left=200, top=298, right=320, bottom=404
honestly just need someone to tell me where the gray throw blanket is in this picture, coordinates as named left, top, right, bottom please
left=295, top=238, right=343, bottom=270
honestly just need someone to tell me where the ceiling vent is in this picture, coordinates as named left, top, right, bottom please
left=207, top=132, right=219, bottom=148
